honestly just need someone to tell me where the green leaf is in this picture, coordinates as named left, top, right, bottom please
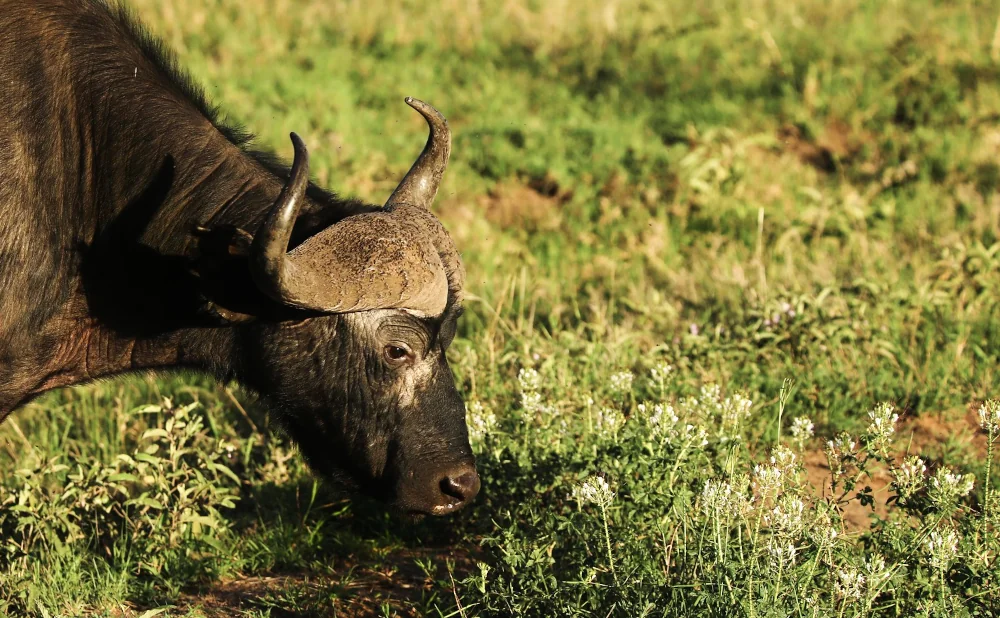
left=107, top=473, right=140, bottom=483
left=141, top=428, right=170, bottom=441
left=128, top=495, right=166, bottom=510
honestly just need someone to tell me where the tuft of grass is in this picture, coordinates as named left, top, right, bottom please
left=2, top=0, right=1000, bottom=614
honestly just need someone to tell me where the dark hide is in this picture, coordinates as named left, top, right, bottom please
left=0, top=0, right=476, bottom=515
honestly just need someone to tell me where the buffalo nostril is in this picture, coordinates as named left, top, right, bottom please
left=439, top=467, right=480, bottom=503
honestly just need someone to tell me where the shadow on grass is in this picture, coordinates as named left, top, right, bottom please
left=174, top=466, right=483, bottom=616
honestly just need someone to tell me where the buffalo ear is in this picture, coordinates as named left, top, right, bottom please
left=187, top=224, right=267, bottom=324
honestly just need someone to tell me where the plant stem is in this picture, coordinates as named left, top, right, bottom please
left=985, top=425, right=994, bottom=520
left=939, top=567, right=948, bottom=612
left=776, top=378, right=792, bottom=442
left=600, top=503, right=620, bottom=587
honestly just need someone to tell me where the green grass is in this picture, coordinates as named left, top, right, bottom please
left=4, top=0, right=1000, bottom=615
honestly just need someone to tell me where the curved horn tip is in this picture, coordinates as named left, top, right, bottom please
left=286, top=133, right=310, bottom=183
left=289, top=132, right=307, bottom=156
left=404, top=97, right=447, bottom=125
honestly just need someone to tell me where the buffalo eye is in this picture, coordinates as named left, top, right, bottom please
left=384, top=344, right=412, bottom=364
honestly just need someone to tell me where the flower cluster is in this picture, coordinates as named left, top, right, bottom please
left=638, top=402, right=677, bottom=432
left=924, top=528, right=960, bottom=570
left=518, top=367, right=557, bottom=420
left=637, top=401, right=708, bottom=446
left=517, top=367, right=541, bottom=392
left=572, top=476, right=615, bottom=508
left=681, top=384, right=754, bottom=441
left=770, top=444, right=798, bottom=475
left=928, top=467, right=974, bottom=509
left=864, top=553, right=891, bottom=591
left=596, top=407, right=624, bottom=434
left=866, top=402, right=898, bottom=452
left=790, top=416, right=814, bottom=450
left=467, top=400, right=498, bottom=443
left=825, top=432, right=858, bottom=477
left=700, top=477, right=752, bottom=520
left=978, top=399, right=1000, bottom=436
left=609, top=371, right=634, bottom=397
left=753, top=445, right=799, bottom=500
left=892, top=456, right=927, bottom=500
left=834, top=568, right=866, bottom=601
left=717, top=391, right=753, bottom=439
left=766, top=539, right=797, bottom=570
left=764, top=495, right=806, bottom=537
left=649, top=361, right=673, bottom=388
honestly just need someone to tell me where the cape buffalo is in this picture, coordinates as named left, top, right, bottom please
left=0, top=0, right=479, bottom=515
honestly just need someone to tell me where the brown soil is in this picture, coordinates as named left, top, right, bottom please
left=777, top=120, right=872, bottom=173
left=172, top=546, right=477, bottom=618
left=479, top=175, right=569, bottom=230
left=802, top=405, right=989, bottom=532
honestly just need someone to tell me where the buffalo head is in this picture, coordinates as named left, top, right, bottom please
left=220, top=99, right=478, bottom=516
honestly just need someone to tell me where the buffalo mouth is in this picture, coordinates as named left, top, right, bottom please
left=310, top=461, right=481, bottom=517
left=391, top=460, right=481, bottom=517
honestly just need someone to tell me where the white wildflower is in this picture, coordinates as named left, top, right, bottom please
left=924, top=528, right=960, bottom=570
left=572, top=476, right=615, bottom=508
left=790, top=417, right=814, bottom=449
left=644, top=403, right=680, bottom=438
left=867, top=402, right=898, bottom=451
left=929, top=466, right=975, bottom=508
left=766, top=539, right=797, bottom=570
left=596, top=407, right=625, bottom=434
left=718, top=392, right=753, bottom=438
left=701, top=478, right=731, bottom=517
left=827, top=432, right=858, bottom=469
left=836, top=433, right=857, bottom=454
left=978, top=400, right=1000, bottom=436
left=753, top=446, right=798, bottom=498
left=693, top=383, right=753, bottom=441
left=650, top=361, right=674, bottom=385
left=765, top=495, right=806, bottom=537
left=753, top=464, right=784, bottom=498
left=834, top=568, right=866, bottom=601
left=517, top=368, right=541, bottom=393
left=865, top=553, right=890, bottom=589
left=810, top=509, right=840, bottom=550
left=520, top=390, right=544, bottom=415
left=517, top=367, right=557, bottom=419
left=609, top=371, right=634, bottom=396
left=700, top=383, right=722, bottom=404
left=771, top=444, right=798, bottom=475
left=701, top=478, right=752, bottom=519
left=892, top=456, right=927, bottom=500
left=467, top=401, right=498, bottom=443
left=674, top=423, right=709, bottom=447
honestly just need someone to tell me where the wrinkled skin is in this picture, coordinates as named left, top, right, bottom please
left=246, top=307, right=475, bottom=514
left=0, top=0, right=478, bottom=515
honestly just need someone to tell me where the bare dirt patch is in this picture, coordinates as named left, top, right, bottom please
left=802, top=406, right=988, bottom=532
left=777, top=120, right=872, bottom=173
left=480, top=176, right=569, bottom=231
left=176, top=546, right=478, bottom=618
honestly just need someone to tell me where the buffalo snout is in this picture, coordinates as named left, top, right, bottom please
left=395, top=459, right=480, bottom=516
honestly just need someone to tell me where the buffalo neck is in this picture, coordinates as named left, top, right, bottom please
left=0, top=0, right=366, bottom=416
